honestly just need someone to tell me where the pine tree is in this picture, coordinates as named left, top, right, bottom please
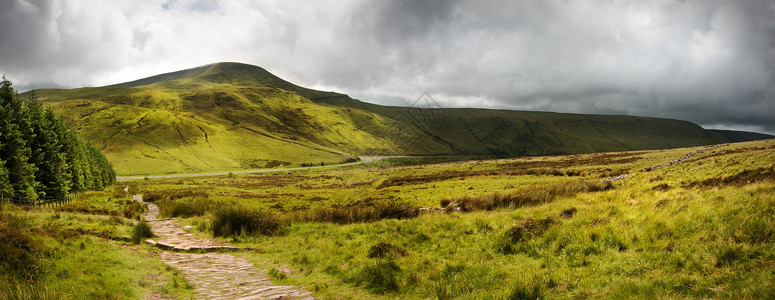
left=0, top=77, right=115, bottom=199
left=27, top=97, right=70, bottom=199
left=0, top=76, right=36, bottom=199
left=62, top=130, right=86, bottom=192
left=0, top=159, right=12, bottom=196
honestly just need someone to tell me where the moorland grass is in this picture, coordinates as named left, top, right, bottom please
left=443, top=180, right=612, bottom=212
left=135, top=139, right=775, bottom=299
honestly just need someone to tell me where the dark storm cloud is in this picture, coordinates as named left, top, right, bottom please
left=335, top=0, right=775, bottom=134
left=0, top=0, right=773, bottom=134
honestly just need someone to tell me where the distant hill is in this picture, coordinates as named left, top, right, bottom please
left=709, top=130, right=775, bottom=143
left=30, top=62, right=728, bottom=175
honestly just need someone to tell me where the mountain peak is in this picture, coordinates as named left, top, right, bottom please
left=196, top=62, right=286, bottom=86
left=111, top=62, right=285, bottom=88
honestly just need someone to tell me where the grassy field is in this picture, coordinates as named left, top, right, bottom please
left=0, top=187, right=195, bottom=299
left=129, top=139, right=775, bottom=299
left=31, top=62, right=726, bottom=176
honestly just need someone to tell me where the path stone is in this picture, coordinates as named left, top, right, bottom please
left=133, top=193, right=313, bottom=299
left=161, top=252, right=312, bottom=300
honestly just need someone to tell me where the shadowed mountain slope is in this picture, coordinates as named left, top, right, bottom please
left=709, top=130, right=775, bottom=143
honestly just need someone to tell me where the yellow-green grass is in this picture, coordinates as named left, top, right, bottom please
left=131, top=139, right=775, bottom=298
left=0, top=188, right=194, bottom=299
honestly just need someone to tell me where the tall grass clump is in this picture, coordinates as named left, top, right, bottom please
left=368, top=242, right=407, bottom=258
left=157, top=199, right=215, bottom=218
left=131, top=220, right=154, bottom=244
left=294, top=200, right=418, bottom=224
left=496, top=217, right=556, bottom=255
left=143, top=189, right=208, bottom=203
left=353, top=259, right=402, bottom=294
left=444, top=181, right=612, bottom=212
left=212, top=207, right=281, bottom=237
left=506, top=277, right=546, bottom=300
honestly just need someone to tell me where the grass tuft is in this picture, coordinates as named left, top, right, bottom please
left=496, top=217, right=556, bottom=255
left=130, top=220, right=154, bottom=244
left=506, top=277, right=546, bottom=300
left=212, top=207, right=281, bottom=237
left=354, top=259, right=402, bottom=294
left=367, top=242, right=407, bottom=258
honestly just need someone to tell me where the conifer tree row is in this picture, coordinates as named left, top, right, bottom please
left=0, top=76, right=115, bottom=200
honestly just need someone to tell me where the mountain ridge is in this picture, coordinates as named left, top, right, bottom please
left=29, top=62, right=742, bottom=175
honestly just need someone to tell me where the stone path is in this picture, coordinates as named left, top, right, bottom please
left=133, top=194, right=313, bottom=300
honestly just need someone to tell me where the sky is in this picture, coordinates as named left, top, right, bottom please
left=1, top=0, right=774, bottom=134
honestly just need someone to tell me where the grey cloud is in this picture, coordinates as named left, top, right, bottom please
left=0, top=0, right=773, bottom=134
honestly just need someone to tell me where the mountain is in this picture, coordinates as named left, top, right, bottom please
left=30, top=62, right=728, bottom=175
left=709, top=130, right=775, bottom=143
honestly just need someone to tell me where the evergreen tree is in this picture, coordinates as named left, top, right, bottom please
left=62, top=130, right=86, bottom=192
left=0, top=76, right=36, bottom=198
left=0, top=159, right=12, bottom=196
left=27, top=97, right=69, bottom=199
left=0, top=76, right=115, bottom=199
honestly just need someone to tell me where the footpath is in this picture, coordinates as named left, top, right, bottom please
left=133, top=194, right=313, bottom=300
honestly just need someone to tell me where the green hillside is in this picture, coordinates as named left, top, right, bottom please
left=31, top=62, right=727, bottom=176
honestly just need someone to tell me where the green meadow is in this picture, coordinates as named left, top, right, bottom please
left=122, top=139, right=775, bottom=299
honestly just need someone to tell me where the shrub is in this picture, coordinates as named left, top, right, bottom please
left=131, top=220, right=154, bottom=244
left=212, top=207, right=281, bottom=237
